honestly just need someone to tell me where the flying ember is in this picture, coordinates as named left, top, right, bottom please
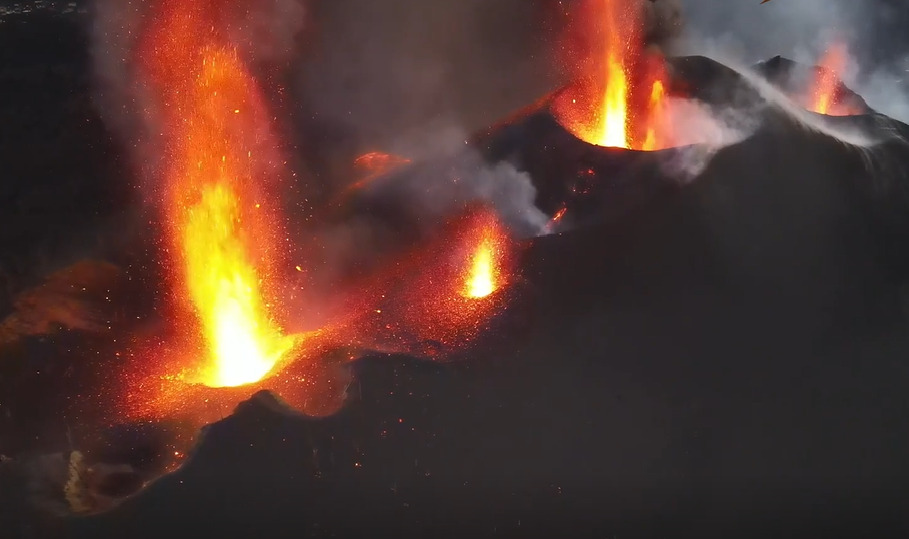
left=465, top=236, right=497, bottom=299
left=139, top=0, right=299, bottom=388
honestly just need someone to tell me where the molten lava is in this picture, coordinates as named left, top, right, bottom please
left=641, top=80, right=666, bottom=151
left=552, top=0, right=673, bottom=150
left=598, top=0, right=632, bottom=148
left=139, top=1, right=298, bottom=388
left=353, top=207, right=515, bottom=357
left=353, top=151, right=412, bottom=177
left=806, top=43, right=861, bottom=116
left=464, top=236, right=497, bottom=299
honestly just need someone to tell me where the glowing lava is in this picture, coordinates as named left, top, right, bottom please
left=140, top=1, right=298, bottom=388
left=598, top=0, right=632, bottom=148
left=352, top=207, right=514, bottom=357
left=552, top=0, right=673, bottom=150
left=807, top=43, right=861, bottom=116
left=641, top=80, right=665, bottom=151
left=464, top=236, right=497, bottom=299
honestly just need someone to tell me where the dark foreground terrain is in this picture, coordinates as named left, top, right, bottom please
left=3, top=7, right=909, bottom=539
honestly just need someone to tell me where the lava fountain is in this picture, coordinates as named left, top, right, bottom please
left=350, top=207, right=515, bottom=357
left=552, top=0, right=673, bottom=150
left=805, top=43, right=862, bottom=116
left=464, top=232, right=499, bottom=299
left=138, top=0, right=300, bottom=389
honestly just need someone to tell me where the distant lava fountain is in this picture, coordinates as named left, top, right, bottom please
left=805, top=43, right=862, bottom=116
left=552, top=0, right=674, bottom=150
left=139, top=0, right=299, bottom=388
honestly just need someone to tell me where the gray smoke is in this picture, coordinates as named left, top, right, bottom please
left=299, top=0, right=555, bottom=148
left=674, top=0, right=909, bottom=122
left=643, top=0, right=684, bottom=50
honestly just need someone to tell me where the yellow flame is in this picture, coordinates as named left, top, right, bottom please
left=593, top=0, right=632, bottom=148
left=169, top=48, right=297, bottom=388
left=465, top=240, right=496, bottom=299
left=183, top=184, right=296, bottom=388
left=599, top=55, right=629, bottom=147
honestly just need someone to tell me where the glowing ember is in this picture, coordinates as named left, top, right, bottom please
left=140, top=1, right=299, bottom=388
left=464, top=237, right=497, bottom=299
left=543, top=206, right=568, bottom=234
left=806, top=43, right=861, bottom=116
left=552, top=0, right=673, bottom=150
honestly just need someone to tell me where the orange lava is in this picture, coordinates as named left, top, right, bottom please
left=641, top=80, right=666, bottom=151
left=138, top=0, right=300, bottom=389
left=112, top=1, right=524, bottom=429
left=353, top=151, right=412, bottom=177
left=806, top=43, right=861, bottom=116
left=552, top=0, right=674, bottom=150
left=341, top=151, right=413, bottom=197
left=464, top=234, right=498, bottom=299
left=544, top=206, right=568, bottom=234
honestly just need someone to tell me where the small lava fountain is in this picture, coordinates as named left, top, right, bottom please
left=805, top=43, right=863, bottom=117
left=464, top=233, right=498, bottom=299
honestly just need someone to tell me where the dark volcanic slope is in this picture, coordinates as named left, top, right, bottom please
left=62, top=59, right=909, bottom=537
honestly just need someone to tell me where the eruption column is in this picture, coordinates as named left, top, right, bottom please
left=809, top=43, right=852, bottom=116
left=140, top=1, right=298, bottom=388
left=553, top=0, right=673, bottom=150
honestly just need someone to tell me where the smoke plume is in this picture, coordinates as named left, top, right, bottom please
left=674, top=0, right=909, bottom=122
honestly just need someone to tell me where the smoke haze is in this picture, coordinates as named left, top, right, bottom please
left=675, top=0, right=909, bottom=122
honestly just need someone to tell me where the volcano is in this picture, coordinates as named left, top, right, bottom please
left=3, top=50, right=909, bottom=536
left=4, top=4, right=909, bottom=539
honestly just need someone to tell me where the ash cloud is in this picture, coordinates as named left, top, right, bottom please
left=297, top=0, right=556, bottom=152
left=295, top=0, right=561, bottom=246
left=643, top=0, right=684, bottom=50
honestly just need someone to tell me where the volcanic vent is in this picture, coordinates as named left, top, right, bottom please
left=3, top=0, right=909, bottom=533
left=754, top=42, right=871, bottom=117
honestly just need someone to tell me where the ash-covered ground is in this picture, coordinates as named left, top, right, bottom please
left=2, top=1, right=909, bottom=538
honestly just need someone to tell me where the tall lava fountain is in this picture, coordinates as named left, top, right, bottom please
left=137, top=0, right=300, bottom=388
left=552, top=0, right=674, bottom=150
